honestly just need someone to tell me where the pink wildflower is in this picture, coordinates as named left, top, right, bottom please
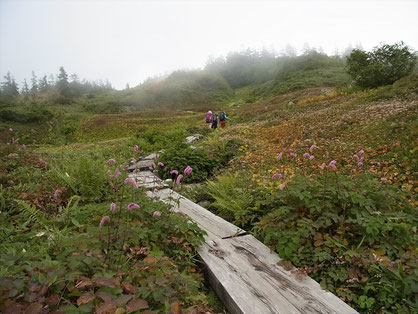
left=329, top=160, right=337, bottom=171
left=110, top=202, right=116, bottom=211
left=152, top=211, right=161, bottom=217
left=184, top=166, right=193, bottom=175
left=289, top=152, right=297, bottom=157
left=380, top=177, right=388, bottom=183
left=309, top=155, right=315, bottom=160
left=353, top=154, right=359, bottom=161
left=358, top=162, right=363, bottom=167
left=358, top=149, right=364, bottom=155
left=155, top=154, right=159, bottom=159
left=277, top=153, right=283, bottom=161
left=309, top=145, right=317, bottom=152
left=9, top=128, right=13, bottom=132
left=303, top=153, right=310, bottom=158
left=127, top=203, right=140, bottom=210
left=130, top=157, right=136, bottom=163
left=111, top=168, right=121, bottom=178
left=54, top=188, right=62, bottom=199
left=176, top=174, right=183, bottom=184
left=124, top=178, right=138, bottom=189
left=170, top=170, right=179, bottom=175
left=153, top=188, right=159, bottom=193
left=99, top=216, right=110, bottom=228
left=107, top=158, right=116, bottom=164
left=134, top=145, right=139, bottom=152
left=319, top=163, right=326, bottom=170
left=279, top=183, right=286, bottom=190
left=158, top=162, right=165, bottom=167
left=359, top=156, right=364, bottom=162
left=325, top=151, right=329, bottom=157
left=272, top=173, right=283, bottom=179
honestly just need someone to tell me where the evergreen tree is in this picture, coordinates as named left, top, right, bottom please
left=21, top=79, right=29, bottom=94
left=56, top=66, right=71, bottom=101
left=38, top=75, right=49, bottom=92
left=1, top=72, right=19, bottom=98
left=30, top=71, right=38, bottom=95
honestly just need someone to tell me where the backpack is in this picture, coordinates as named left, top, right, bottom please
left=219, top=112, right=226, bottom=121
left=205, top=113, right=213, bottom=123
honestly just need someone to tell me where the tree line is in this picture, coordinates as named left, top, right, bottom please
left=0, top=67, right=113, bottom=102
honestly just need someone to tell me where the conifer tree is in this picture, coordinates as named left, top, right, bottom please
left=30, top=71, right=38, bottom=95
left=1, top=72, right=19, bottom=98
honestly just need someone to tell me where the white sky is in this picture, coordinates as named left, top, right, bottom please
left=1, top=0, right=417, bottom=90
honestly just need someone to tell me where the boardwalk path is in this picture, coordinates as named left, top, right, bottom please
left=129, top=156, right=358, bottom=314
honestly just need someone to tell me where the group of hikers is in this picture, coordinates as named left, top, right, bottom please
left=205, top=110, right=229, bottom=130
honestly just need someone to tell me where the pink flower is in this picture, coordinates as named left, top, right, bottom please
left=150, top=162, right=156, bottom=170
left=152, top=211, right=161, bottom=217
left=184, top=166, right=193, bottom=175
left=380, top=177, right=388, bottom=183
left=329, top=160, right=337, bottom=171
left=325, top=151, right=329, bottom=157
left=277, top=153, right=283, bottom=161
left=359, top=156, right=364, bottom=162
left=353, top=154, right=359, bottom=161
left=176, top=174, right=183, bottom=184
left=309, top=145, right=317, bottom=152
left=170, top=170, right=179, bottom=175
left=127, top=203, right=140, bottom=210
left=54, top=189, right=62, bottom=199
left=358, top=149, right=364, bottom=155
left=303, top=153, right=310, bottom=158
left=272, top=173, right=283, bottom=179
left=289, top=152, right=297, bottom=157
left=279, top=183, right=286, bottom=190
left=134, top=145, right=139, bottom=152
left=111, top=168, right=121, bottom=178
left=9, top=128, right=13, bottom=132
left=158, top=162, right=165, bottom=167
left=107, top=158, right=116, bottom=164
left=99, top=216, right=110, bottom=228
left=110, top=202, right=116, bottom=211
left=124, top=178, right=138, bottom=189
left=130, top=157, right=136, bottom=163
left=309, top=155, right=315, bottom=160
left=319, top=163, right=326, bottom=170
left=153, top=188, right=159, bottom=193
left=154, top=154, right=159, bottom=159
left=358, top=162, right=363, bottom=167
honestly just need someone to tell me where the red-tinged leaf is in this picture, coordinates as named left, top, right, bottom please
left=75, top=277, right=93, bottom=290
left=96, top=302, right=117, bottom=314
left=77, top=292, right=95, bottom=306
left=115, top=294, right=132, bottom=306
left=94, top=276, right=118, bottom=288
left=126, top=298, right=149, bottom=311
left=121, top=281, right=137, bottom=294
left=24, top=302, right=43, bottom=314
left=46, top=294, right=60, bottom=306
left=38, top=284, right=48, bottom=296
left=170, top=300, right=181, bottom=314
left=96, top=292, right=115, bottom=303
left=28, top=282, right=39, bottom=292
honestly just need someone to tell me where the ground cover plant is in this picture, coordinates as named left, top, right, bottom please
left=0, top=131, right=214, bottom=313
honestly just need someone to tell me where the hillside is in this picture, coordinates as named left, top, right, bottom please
left=1, top=70, right=417, bottom=313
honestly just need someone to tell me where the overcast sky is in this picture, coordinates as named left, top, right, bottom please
left=1, top=0, right=417, bottom=90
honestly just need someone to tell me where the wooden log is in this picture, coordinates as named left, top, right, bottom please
left=199, top=235, right=358, bottom=314
left=147, top=188, right=245, bottom=239
left=128, top=171, right=167, bottom=189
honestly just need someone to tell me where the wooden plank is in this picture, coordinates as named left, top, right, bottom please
left=147, top=188, right=245, bottom=239
left=199, top=235, right=358, bottom=314
left=128, top=171, right=167, bottom=189
left=128, top=159, right=155, bottom=172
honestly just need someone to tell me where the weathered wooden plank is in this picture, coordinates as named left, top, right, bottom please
left=128, top=159, right=155, bottom=171
left=128, top=171, right=167, bottom=189
left=199, top=235, right=358, bottom=314
left=147, top=188, right=245, bottom=239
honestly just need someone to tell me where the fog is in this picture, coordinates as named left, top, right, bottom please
left=1, top=0, right=417, bottom=90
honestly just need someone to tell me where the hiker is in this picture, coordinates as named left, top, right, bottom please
left=205, top=111, right=213, bottom=128
left=211, top=113, right=219, bottom=130
left=219, top=111, right=229, bottom=129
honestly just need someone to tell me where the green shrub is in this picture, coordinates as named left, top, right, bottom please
left=346, top=42, right=417, bottom=88
left=255, top=173, right=416, bottom=312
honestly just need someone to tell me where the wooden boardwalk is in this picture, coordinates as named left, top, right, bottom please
left=128, top=164, right=358, bottom=314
